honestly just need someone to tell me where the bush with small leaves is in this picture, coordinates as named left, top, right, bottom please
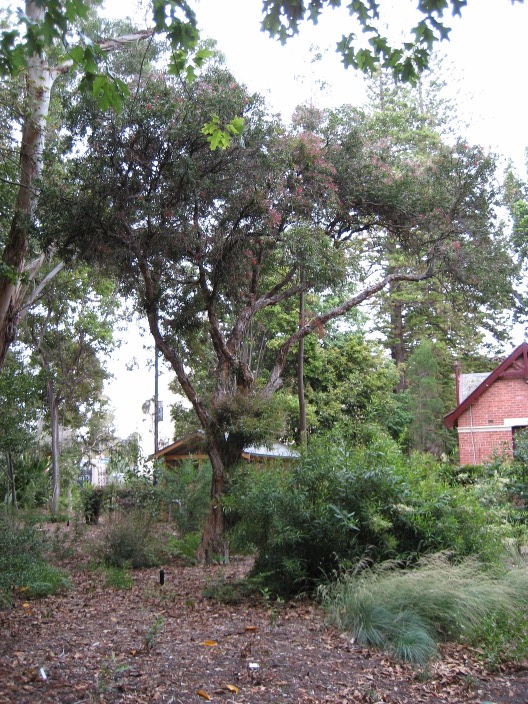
left=99, top=510, right=161, bottom=569
left=227, top=431, right=515, bottom=596
left=0, top=512, right=70, bottom=606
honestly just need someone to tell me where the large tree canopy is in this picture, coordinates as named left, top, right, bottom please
left=38, top=55, right=516, bottom=558
left=0, top=0, right=522, bottom=369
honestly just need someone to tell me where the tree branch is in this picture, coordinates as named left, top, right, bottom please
left=263, top=267, right=435, bottom=397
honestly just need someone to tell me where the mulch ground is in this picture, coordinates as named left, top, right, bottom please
left=2, top=522, right=528, bottom=704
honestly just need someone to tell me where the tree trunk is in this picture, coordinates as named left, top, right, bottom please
left=389, top=280, right=406, bottom=391
left=48, top=379, right=61, bottom=514
left=5, top=452, right=18, bottom=509
left=197, top=442, right=228, bottom=563
left=0, top=0, right=53, bottom=368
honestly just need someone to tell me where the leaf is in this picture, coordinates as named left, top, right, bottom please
left=226, top=684, right=239, bottom=694
left=197, top=690, right=211, bottom=700
left=200, top=640, right=218, bottom=646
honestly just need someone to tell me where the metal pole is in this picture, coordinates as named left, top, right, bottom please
left=154, top=347, right=159, bottom=455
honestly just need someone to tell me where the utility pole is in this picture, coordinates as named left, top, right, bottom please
left=298, top=267, right=307, bottom=448
left=154, top=346, right=159, bottom=455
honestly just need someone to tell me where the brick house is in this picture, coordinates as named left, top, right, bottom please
left=444, top=342, right=528, bottom=465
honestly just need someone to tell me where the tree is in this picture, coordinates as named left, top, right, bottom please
left=405, top=339, right=452, bottom=456
left=23, top=265, right=117, bottom=513
left=38, top=53, right=508, bottom=558
left=296, top=330, right=401, bottom=440
left=291, top=97, right=516, bottom=396
left=359, top=67, right=518, bottom=379
left=0, top=0, right=211, bottom=369
left=0, top=0, right=520, bottom=368
left=0, top=351, right=41, bottom=508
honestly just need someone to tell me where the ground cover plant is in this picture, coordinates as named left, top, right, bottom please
left=320, top=553, right=528, bottom=665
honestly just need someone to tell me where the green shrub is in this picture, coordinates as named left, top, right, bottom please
left=162, top=531, right=202, bottom=564
left=99, top=510, right=161, bottom=568
left=203, top=573, right=263, bottom=604
left=81, top=485, right=108, bottom=524
left=0, top=512, right=70, bottom=605
left=320, top=554, right=528, bottom=665
left=159, top=461, right=211, bottom=536
left=227, top=433, right=515, bottom=596
left=103, top=565, right=133, bottom=589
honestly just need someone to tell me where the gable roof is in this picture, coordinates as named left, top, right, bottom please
left=149, top=431, right=300, bottom=463
left=444, top=341, right=528, bottom=429
left=149, top=431, right=208, bottom=462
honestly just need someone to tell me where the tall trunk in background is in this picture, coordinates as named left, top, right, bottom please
left=389, top=279, right=406, bottom=391
left=0, top=0, right=54, bottom=367
left=47, top=377, right=61, bottom=514
left=297, top=269, right=307, bottom=446
left=5, top=452, right=18, bottom=509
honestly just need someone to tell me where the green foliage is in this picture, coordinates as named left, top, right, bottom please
left=261, top=0, right=472, bottom=83
left=203, top=573, right=262, bottom=605
left=160, top=462, right=211, bottom=536
left=470, top=608, right=528, bottom=672
left=212, top=392, right=288, bottom=451
left=0, top=451, right=49, bottom=510
left=320, top=554, right=528, bottom=665
left=0, top=352, right=40, bottom=456
left=227, top=433, right=513, bottom=596
left=163, top=531, right=202, bottom=565
left=103, top=565, right=133, bottom=590
left=143, top=614, right=165, bottom=652
left=98, top=511, right=162, bottom=569
left=508, top=429, right=528, bottom=513
left=0, top=512, right=70, bottom=606
left=202, top=114, right=245, bottom=150
left=81, top=484, right=107, bottom=524
left=406, top=340, right=451, bottom=455
left=297, top=332, right=401, bottom=439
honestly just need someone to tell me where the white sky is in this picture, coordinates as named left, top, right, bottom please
left=102, top=0, right=528, bottom=447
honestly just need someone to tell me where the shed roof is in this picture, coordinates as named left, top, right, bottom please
left=444, top=341, right=528, bottom=429
left=149, top=431, right=300, bottom=463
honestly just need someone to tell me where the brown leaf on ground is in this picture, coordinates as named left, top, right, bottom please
left=2, top=522, right=528, bottom=704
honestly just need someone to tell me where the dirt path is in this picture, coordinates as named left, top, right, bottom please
left=1, top=526, right=528, bottom=703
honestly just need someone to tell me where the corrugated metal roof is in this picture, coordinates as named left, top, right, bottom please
left=459, top=373, right=490, bottom=402
left=242, top=443, right=300, bottom=459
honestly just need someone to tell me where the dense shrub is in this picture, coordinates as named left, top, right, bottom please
left=0, top=512, right=70, bottom=606
left=158, top=461, right=211, bottom=536
left=320, top=554, right=528, bottom=665
left=227, top=433, right=513, bottom=596
left=98, top=510, right=162, bottom=568
left=81, top=485, right=108, bottom=524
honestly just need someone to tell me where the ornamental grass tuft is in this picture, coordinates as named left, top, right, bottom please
left=320, top=553, right=528, bottom=665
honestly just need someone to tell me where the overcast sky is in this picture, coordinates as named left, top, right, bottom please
left=102, top=0, right=528, bottom=446
left=191, top=0, right=528, bottom=170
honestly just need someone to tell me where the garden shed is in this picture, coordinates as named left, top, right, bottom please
left=444, top=341, right=528, bottom=465
left=150, top=431, right=300, bottom=469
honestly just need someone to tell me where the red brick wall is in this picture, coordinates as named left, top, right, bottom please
left=458, top=429, right=512, bottom=465
left=457, top=377, right=528, bottom=464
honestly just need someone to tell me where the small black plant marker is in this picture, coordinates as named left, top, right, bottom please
left=160, top=569, right=165, bottom=586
